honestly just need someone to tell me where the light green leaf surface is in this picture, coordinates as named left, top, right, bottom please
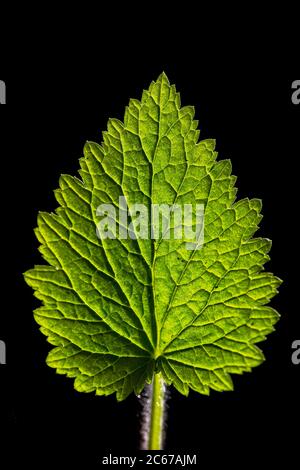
left=24, top=73, right=281, bottom=400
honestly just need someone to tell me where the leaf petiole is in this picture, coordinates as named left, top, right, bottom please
left=148, top=373, right=165, bottom=450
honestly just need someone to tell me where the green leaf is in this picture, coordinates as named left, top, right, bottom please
left=24, top=73, right=281, bottom=401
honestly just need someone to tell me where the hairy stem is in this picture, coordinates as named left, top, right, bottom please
left=148, top=373, right=165, bottom=450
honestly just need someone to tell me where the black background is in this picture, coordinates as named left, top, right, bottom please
left=0, top=51, right=299, bottom=467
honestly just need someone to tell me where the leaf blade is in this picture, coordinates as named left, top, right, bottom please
left=24, top=73, right=281, bottom=400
